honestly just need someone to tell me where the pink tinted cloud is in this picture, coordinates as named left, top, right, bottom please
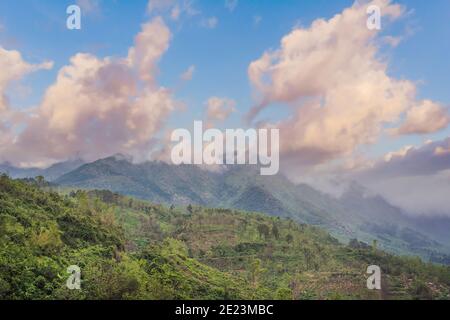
left=247, top=0, right=448, bottom=168
left=2, top=17, right=178, bottom=167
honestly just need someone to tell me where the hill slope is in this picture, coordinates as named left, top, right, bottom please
left=0, top=175, right=256, bottom=299
left=55, top=156, right=450, bottom=262
left=1, top=176, right=449, bottom=300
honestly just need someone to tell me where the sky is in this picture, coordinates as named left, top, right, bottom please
left=0, top=0, right=450, bottom=214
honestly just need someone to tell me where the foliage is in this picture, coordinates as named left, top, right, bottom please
left=1, top=175, right=449, bottom=300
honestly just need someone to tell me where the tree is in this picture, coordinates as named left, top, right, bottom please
left=272, top=223, right=280, bottom=240
left=349, top=238, right=360, bottom=249
left=257, top=224, right=270, bottom=240
left=372, top=239, right=378, bottom=252
left=275, top=287, right=292, bottom=300
left=249, top=259, right=266, bottom=287
left=35, top=175, right=45, bottom=187
left=285, top=234, right=293, bottom=244
left=187, top=204, right=193, bottom=214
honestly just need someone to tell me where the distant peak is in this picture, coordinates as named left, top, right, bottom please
left=111, top=153, right=133, bottom=162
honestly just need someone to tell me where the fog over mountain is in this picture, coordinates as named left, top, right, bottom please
left=353, top=138, right=450, bottom=216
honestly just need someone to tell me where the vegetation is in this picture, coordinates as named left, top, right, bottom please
left=51, top=156, right=450, bottom=262
left=1, top=175, right=449, bottom=300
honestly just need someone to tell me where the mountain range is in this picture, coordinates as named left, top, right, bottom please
left=2, top=154, right=450, bottom=263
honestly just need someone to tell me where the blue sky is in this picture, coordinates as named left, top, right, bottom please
left=0, top=0, right=449, bottom=161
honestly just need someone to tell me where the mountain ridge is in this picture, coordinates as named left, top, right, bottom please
left=51, top=155, right=450, bottom=263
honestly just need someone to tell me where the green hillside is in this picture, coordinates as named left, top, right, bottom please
left=55, top=156, right=450, bottom=261
left=1, top=175, right=449, bottom=300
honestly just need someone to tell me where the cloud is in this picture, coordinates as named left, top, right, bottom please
left=148, top=0, right=200, bottom=20
left=358, top=138, right=450, bottom=179
left=0, top=47, right=53, bottom=112
left=383, top=145, right=414, bottom=162
left=180, top=65, right=195, bottom=81
left=247, top=0, right=448, bottom=168
left=354, top=138, right=450, bottom=215
left=225, top=0, right=238, bottom=12
left=383, top=35, right=402, bottom=47
left=148, top=0, right=176, bottom=13
left=0, top=47, right=52, bottom=166
left=205, top=97, right=236, bottom=122
left=128, top=16, right=171, bottom=84
left=306, top=136, right=450, bottom=215
left=253, top=15, right=262, bottom=27
left=170, top=5, right=181, bottom=20
left=362, top=170, right=450, bottom=215
left=390, top=100, right=449, bottom=135
left=200, top=17, right=218, bottom=29
left=1, top=17, right=177, bottom=167
left=76, top=0, right=101, bottom=15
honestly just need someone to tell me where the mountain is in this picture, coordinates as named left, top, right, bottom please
left=54, top=155, right=450, bottom=262
left=0, top=159, right=84, bottom=181
left=1, top=176, right=449, bottom=300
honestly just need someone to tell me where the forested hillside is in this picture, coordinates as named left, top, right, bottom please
left=53, top=156, right=450, bottom=262
left=1, top=175, right=449, bottom=300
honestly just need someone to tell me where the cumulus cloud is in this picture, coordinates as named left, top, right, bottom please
left=1, top=17, right=177, bottom=167
left=205, top=97, right=236, bottom=123
left=247, top=0, right=448, bottom=168
left=0, top=47, right=52, bottom=166
left=390, top=100, right=449, bottom=135
left=0, top=47, right=53, bottom=112
left=128, top=17, right=171, bottom=84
